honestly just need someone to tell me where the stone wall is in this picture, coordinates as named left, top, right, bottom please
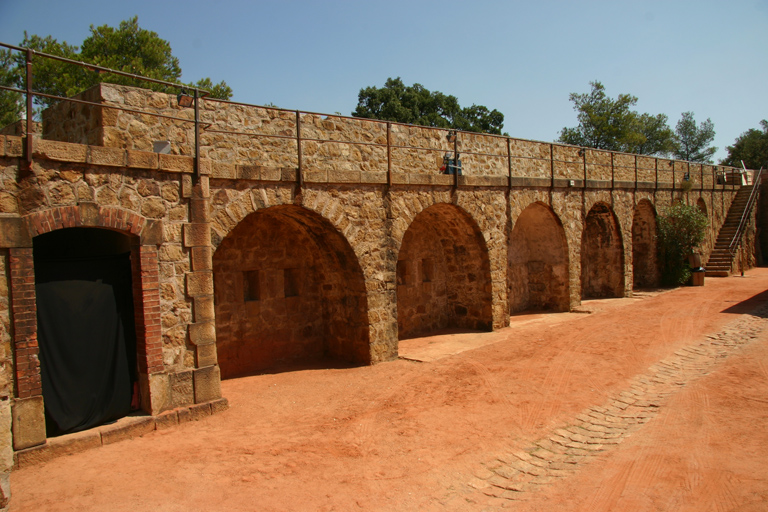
left=0, top=83, right=755, bottom=498
left=40, top=84, right=728, bottom=188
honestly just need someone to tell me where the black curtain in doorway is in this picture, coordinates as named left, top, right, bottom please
left=35, top=252, right=137, bottom=436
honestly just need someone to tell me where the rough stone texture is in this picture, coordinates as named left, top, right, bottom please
left=396, top=203, right=493, bottom=338
left=0, top=400, right=10, bottom=510
left=10, top=397, right=45, bottom=450
left=632, top=199, right=660, bottom=288
left=581, top=202, right=624, bottom=299
left=212, top=204, right=370, bottom=377
left=508, top=202, right=570, bottom=313
left=193, top=365, right=222, bottom=404
left=0, top=84, right=755, bottom=475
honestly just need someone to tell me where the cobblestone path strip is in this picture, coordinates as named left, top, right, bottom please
left=469, top=301, right=768, bottom=502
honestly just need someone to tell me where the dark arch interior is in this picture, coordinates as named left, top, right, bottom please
left=508, top=203, right=570, bottom=314
left=396, top=204, right=493, bottom=339
left=33, top=227, right=137, bottom=436
left=213, top=205, right=370, bottom=378
left=581, top=203, right=624, bottom=299
left=632, top=201, right=660, bottom=289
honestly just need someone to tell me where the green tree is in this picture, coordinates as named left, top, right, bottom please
left=656, top=203, right=708, bottom=286
left=721, top=120, right=768, bottom=170
left=672, top=112, right=717, bottom=163
left=558, top=81, right=675, bottom=155
left=352, top=77, right=504, bottom=135
left=0, top=17, right=232, bottom=125
left=0, top=49, right=23, bottom=127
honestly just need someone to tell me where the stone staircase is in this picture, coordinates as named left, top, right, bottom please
left=705, top=183, right=757, bottom=277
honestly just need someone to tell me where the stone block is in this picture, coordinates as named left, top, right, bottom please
left=191, top=246, right=212, bottom=271
left=188, top=402, right=212, bottom=421
left=259, top=167, right=281, bottom=181
left=192, top=176, right=210, bottom=198
left=141, top=372, right=170, bottom=416
left=188, top=321, right=216, bottom=345
left=0, top=400, right=10, bottom=507
left=193, top=295, right=215, bottom=322
left=5, top=137, right=22, bottom=157
left=281, top=168, right=298, bottom=182
left=88, top=146, right=126, bottom=167
left=237, top=165, right=261, bottom=180
left=11, top=396, right=46, bottom=450
left=33, top=139, right=87, bottom=163
left=361, top=171, right=387, bottom=184
left=78, top=201, right=102, bottom=226
left=328, top=170, right=361, bottom=183
left=181, top=174, right=193, bottom=198
left=390, top=173, right=408, bottom=185
left=304, top=169, right=327, bottom=183
left=139, top=220, right=163, bottom=246
left=183, top=223, right=211, bottom=248
left=210, top=398, right=230, bottom=415
left=169, top=370, right=194, bottom=408
left=154, top=410, right=178, bottom=430
left=0, top=217, right=32, bottom=248
left=198, top=159, right=211, bottom=176
left=16, top=428, right=101, bottom=468
left=408, top=173, right=431, bottom=185
left=211, top=163, right=236, bottom=179
left=159, top=153, right=194, bottom=174
left=432, top=174, right=453, bottom=186
left=0, top=135, right=4, bottom=157
left=189, top=197, right=210, bottom=223
left=127, top=150, right=158, bottom=169
left=193, top=365, right=222, bottom=403
left=100, top=416, right=155, bottom=445
left=186, top=271, right=214, bottom=297
left=196, top=343, right=218, bottom=368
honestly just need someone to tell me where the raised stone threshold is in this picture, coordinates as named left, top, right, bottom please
left=12, top=397, right=228, bottom=469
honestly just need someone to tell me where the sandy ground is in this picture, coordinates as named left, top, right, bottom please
left=9, top=269, right=768, bottom=512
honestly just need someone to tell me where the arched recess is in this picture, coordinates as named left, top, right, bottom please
left=33, top=227, right=139, bottom=436
left=508, top=202, right=570, bottom=313
left=697, top=197, right=707, bottom=216
left=632, top=200, right=660, bottom=289
left=581, top=202, right=625, bottom=299
left=212, top=205, right=369, bottom=378
left=396, top=203, right=493, bottom=339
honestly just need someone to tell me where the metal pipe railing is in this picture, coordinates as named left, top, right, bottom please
left=728, top=166, right=763, bottom=255
left=0, top=41, right=747, bottom=187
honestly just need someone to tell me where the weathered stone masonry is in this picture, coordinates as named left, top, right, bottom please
left=0, top=84, right=754, bottom=468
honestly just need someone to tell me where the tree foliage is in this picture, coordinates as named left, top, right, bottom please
left=656, top=203, right=708, bottom=286
left=721, top=120, right=768, bottom=170
left=0, top=49, right=23, bottom=127
left=558, top=81, right=676, bottom=156
left=0, top=16, right=232, bottom=125
left=672, top=111, right=717, bottom=163
left=352, top=77, right=504, bottom=135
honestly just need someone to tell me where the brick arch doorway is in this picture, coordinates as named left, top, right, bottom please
left=33, top=227, right=139, bottom=436
left=396, top=203, right=493, bottom=340
left=508, top=202, right=570, bottom=314
left=212, top=205, right=370, bottom=379
left=581, top=202, right=625, bottom=299
left=632, top=200, right=660, bottom=289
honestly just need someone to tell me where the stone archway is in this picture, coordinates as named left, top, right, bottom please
left=632, top=200, right=660, bottom=289
left=33, top=227, right=139, bottom=436
left=396, top=203, right=493, bottom=339
left=581, top=202, right=624, bottom=299
left=508, top=202, right=570, bottom=313
left=212, top=205, right=369, bottom=378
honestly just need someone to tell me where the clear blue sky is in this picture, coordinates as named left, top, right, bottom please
left=1, top=0, right=766, bottom=162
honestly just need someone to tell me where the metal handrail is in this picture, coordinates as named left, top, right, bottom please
left=728, top=166, right=763, bottom=255
left=0, top=40, right=746, bottom=188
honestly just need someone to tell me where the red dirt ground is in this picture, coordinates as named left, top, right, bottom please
left=10, top=269, right=768, bottom=511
